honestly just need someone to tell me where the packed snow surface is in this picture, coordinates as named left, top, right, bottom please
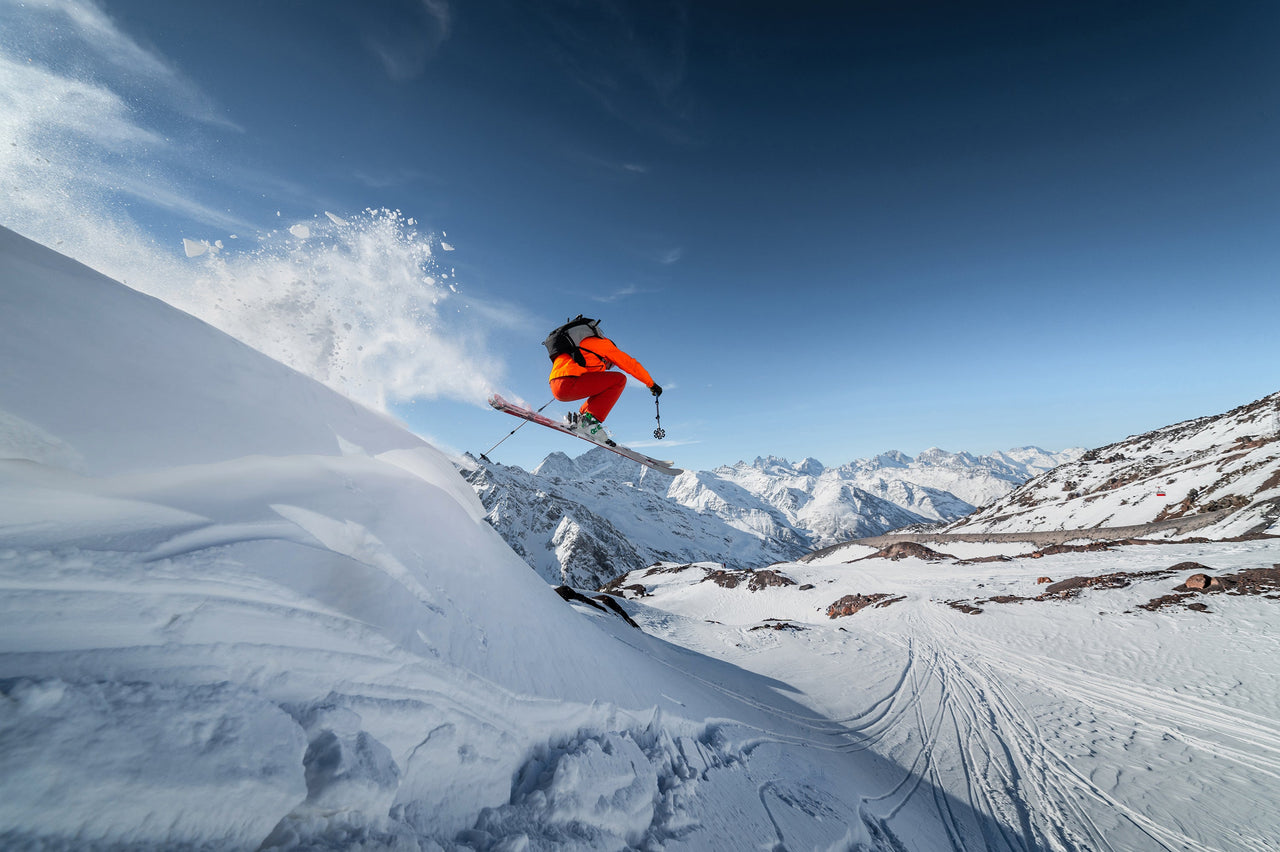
left=4, top=225, right=1279, bottom=850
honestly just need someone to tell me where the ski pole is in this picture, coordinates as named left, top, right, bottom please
left=653, top=396, right=666, bottom=440
left=480, top=398, right=555, bottom=462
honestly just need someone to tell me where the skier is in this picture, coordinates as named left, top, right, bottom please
left=545, top=315, right=662, bottom=445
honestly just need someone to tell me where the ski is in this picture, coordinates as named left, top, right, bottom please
left=488, top=393, right=683, bottom=475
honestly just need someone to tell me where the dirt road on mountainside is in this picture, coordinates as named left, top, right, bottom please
left=808, top=508, right=1239, bottom=559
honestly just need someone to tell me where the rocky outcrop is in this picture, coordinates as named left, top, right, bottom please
left=826, top=593, right=905, bottom=618
left=860, top=541, right=955, bottom=562
left=943, top=391, right=1280, bottom=538
left=702, top=567, right=798, bottom=592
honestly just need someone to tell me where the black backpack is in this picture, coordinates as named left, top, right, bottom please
left=543, top=315, right=602, bottom=367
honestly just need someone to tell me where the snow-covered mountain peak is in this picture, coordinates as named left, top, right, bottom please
left=746, top=454, right=800, bottom=474
left=867, top=450, right=912, bottom=469
left=794, top=456, right=826, bottom=476
left=531, top=449, right=578, bottom=478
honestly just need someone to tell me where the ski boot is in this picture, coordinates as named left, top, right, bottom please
left=564, top=411, right=616, bottom=447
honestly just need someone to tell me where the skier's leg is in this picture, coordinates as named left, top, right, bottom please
left=579, top=372, right=627, bottom=421
left=550, top=375, right=588, bottom=403
left=551, top=372, right=627, bottom=420
left=551, top=372, right=626, bottom=420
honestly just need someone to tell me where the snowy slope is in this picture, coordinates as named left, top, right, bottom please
left=0, top=226, right=905, bottom=849
left=7, top=225, right=1279, bottom=851
left=947, top=391, right=1280, bottom=538
left=604, top=537, right=1280, bottom=851
left=468, top=444, right=1079, bottom=587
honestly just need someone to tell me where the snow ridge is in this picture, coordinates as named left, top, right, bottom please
left=949, top=392, right=1280, bottom=538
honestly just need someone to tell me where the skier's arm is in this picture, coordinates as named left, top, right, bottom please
left=581, top=337, right=655, bottom=388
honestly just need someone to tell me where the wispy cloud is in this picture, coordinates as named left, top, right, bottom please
left=538, top=0, right=698, bottom=145
left=2, top=0, right=239, bottom=129
left=591, top=283, right=644, bottom=303
left=364, top=0, right=453, bottom=81
left=0, top=5, right=254, bottom=250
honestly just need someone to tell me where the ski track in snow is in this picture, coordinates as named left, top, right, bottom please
left=622, top=540, right=1280, bottom=852
left=837, top=612, right=1278, bottom=852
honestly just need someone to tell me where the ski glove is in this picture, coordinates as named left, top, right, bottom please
left=650, top=384, right=663, bottom=398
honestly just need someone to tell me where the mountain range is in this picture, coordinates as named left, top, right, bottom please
left=461, top=443, right=1081, bottom=588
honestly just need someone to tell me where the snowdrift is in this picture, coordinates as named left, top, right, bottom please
left=0, top=226, right=911, bottom=849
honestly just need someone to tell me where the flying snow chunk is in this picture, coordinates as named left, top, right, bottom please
left=441, top=242, right=455, bottom=251
left=324, top=212, right=348, bottom=226
left=289, top=224, right=311, bottom=239
left=182, top=239, right=207, bottom=258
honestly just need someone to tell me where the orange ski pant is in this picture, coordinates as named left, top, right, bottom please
left=550, top=371, right=627, bottom=422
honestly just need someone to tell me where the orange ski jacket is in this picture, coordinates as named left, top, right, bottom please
left=549, top=335, right=655, bottom=388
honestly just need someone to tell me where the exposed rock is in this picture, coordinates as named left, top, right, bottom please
left=598, top=575, right=648, bottom=598
left=701, top=567, right=798, bottom=592
left=1143, top=565, right=1280, bottom=610
left=747, top=569, right=798, bottom=592
left=1032, top=542, right=1118, bottom=557
left=554, top=585, right=607, bottom=612
left=555, top=586, right=642, bottom=629
left=703, top=569, right=742, bottom=589
left=861, top=541, right=955, bottom=562
left=1138, top=592, right=1199, bottom=612
left=946, top=600, right=984, bottom=615
left=749, top=619, right=805, bottom=632
left=946, top=562, right=1280, bottom=616
left=959, top=554, right=1013, bottom=564
left=826, top=593, right=905, bottom=618
left=1169, top=560, right=1213, bottom=574
left=1041, top=569, right=1177, bottom=598
left=645, top=563, right=696, bottom=576
left=592, top=594, right=641, bottom=629
left=1222, top=565, right=1280, bottom=593
left=1036, top=577, right=1053, bottom=584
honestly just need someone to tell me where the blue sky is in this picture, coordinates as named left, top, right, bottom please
left=3, top=0, right=1279, bottom=472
